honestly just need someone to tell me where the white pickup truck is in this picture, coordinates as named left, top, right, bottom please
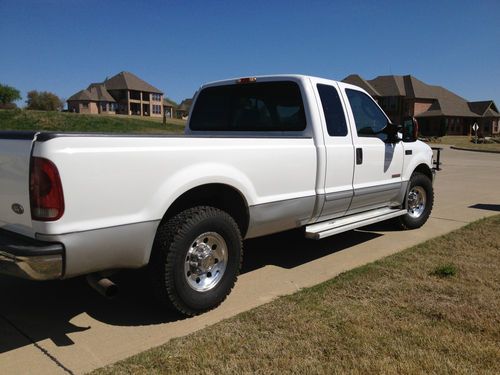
left=0, top=75, right=435, bottom=315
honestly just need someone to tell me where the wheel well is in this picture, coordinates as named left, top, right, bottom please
left=414, top=163, right=433, bottom=181
left=163, top=184, right=249, bottom=236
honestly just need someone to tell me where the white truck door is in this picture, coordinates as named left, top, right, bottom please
left=341, top=86, right=404, bottom=214
left=313, top=81, right=355, bottom=220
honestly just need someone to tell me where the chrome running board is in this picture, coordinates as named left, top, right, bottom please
left=305, top=208, right=407, bottom=240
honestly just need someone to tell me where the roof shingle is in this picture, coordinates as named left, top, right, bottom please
left=342, top=74, right=497, bottom=118
left=104, top=71, right=162, bottom=94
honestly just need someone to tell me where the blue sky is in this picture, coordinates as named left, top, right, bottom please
left=1, top=0, right=499, bottom=106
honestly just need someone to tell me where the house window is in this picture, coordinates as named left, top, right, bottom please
left=82, top=102, right=88, bottom=109
left=151, top=104, right=161, bottom=114
left=130, top=91, right=141, bottom=100
left=101, top=103, right=107, bottom=111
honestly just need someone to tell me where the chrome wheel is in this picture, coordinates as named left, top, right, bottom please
left=407, top=186, right=427, bottom=219
left=184, top=232, right=228, bottom=292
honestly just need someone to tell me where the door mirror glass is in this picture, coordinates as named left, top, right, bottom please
left=402, top=117, right=418, bottom=142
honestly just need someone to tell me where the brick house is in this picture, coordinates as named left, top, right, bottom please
left=66, top=83, right=117, bottom=115
left=343, top=74, right=499, bottom=137
left=163, top=98, right=177, bottom=118
left=68, top=71, right=164, bottom=117
left=175, top=98, right=193, bottom=119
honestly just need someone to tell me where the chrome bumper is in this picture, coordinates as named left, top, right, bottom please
left=0, top=229, right=64, bottom=280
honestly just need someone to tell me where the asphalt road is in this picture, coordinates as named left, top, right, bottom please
left=1, top=146, right=499, bottom=375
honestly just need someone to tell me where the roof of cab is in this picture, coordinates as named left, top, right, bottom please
left=200, top=74, right=340, bottom=89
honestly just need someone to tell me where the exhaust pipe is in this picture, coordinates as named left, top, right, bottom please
left=86, top=274, right=118, bottom=298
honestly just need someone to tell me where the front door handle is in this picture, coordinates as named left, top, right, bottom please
left=356, top=148, right=363, bottom=165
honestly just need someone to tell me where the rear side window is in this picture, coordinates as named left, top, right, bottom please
left=189, top=81, right=306, bottom=131
left=317, top=84, right=348, bottom=136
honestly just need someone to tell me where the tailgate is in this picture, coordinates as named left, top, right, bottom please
left=0, top=131, right=37, bottom=235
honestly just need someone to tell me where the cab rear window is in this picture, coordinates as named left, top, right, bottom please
left=189, top=81, right=306, bottom=132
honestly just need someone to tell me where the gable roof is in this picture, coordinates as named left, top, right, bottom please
left=342, top=74, right=380, bottom=97
left=163, top=98, right=177, bottom=107
left=368, top=75, right=406, bottom=96
left=342, top=74, right=495, bottom=118
left=365, top=75, right=438, bottom=99
left=87, top=83, right=116, bottom=102
left=67, top=89, right=92, bottom=101
left=415, top=85, right=477, bottom=118
left=104, top=71, right=162, bottom=94
left=468, top=101, right=499, bottom=117
left=67, top=83, right=116, bottom=102
left=177, top=98, right=193, bottom=112
left=484, top=107, right=500, bottom=117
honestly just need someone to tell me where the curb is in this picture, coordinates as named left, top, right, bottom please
left=450, top=146, right=500, bottom=154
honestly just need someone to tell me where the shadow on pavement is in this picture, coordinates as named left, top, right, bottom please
left=0, top=228, right=381, bottom=354
left=469, top=203, right=500, bottom=212
left=242, top=228, right=381, bottom=273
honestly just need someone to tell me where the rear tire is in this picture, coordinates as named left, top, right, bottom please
left=149, top=206, right=243, bottom=316
left=398, top=172, right=434, bottom=229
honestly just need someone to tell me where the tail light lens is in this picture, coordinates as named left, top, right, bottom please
left=30, top=157, right=65, bottom=221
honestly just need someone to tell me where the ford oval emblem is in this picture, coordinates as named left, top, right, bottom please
left=12, top=203, right=24, bottom=215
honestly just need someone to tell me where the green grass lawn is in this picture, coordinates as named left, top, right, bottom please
left=93, top=215, right=500, bottom=374
left=0, top=109, right=186, bottom=134
left=426, top=135, right=500, bottom=152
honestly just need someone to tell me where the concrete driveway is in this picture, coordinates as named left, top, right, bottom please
left=1, top=146, right=499, bottom=374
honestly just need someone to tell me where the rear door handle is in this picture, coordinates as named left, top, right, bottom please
left=356, top=148, right=363, bottom=165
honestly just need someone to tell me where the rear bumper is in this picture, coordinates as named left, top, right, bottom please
left=0, top=229, right=64, bottom=280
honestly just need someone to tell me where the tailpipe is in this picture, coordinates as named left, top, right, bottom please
left=86, top=274, right=118, bottom=298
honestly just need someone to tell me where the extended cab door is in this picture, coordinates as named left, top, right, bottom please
left=313, top=80, right=355, bottom=220
left=340, top=85, right=404, bottom=214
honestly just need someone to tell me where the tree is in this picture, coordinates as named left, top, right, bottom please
left=0, top=84, right=21, bottom=108
left=26, top=90, right=64, bottom=111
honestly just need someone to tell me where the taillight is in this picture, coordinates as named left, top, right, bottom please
left=30, top=157, right=65, bottom=221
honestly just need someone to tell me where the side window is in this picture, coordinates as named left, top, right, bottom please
left=190, top=81, right=306, bottom=132
left=317, top=84, right=348, bottom=136
left=346, top=89, right=388, bottom=139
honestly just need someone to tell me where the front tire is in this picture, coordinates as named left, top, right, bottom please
left=398, top=172, right=434, bottom=229
left=149, top=206, right=243, bottom=316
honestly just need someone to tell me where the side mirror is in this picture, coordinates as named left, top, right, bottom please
left=384, top=122, right=401, bottom=143
left=402, top=117, right=419, bottom=142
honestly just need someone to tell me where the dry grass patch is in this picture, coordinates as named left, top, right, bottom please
left=93, top=216, right=500, bottom=375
